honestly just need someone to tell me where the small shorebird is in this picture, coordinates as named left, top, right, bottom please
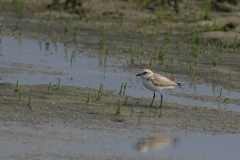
left=136, top=69, right=183, bottom=109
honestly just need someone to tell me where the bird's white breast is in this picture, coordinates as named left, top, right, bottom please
left=142, top=78, right=159, bottom=91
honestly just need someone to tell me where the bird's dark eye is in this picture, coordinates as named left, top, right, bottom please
left=143, top=72, right=147, bottom=74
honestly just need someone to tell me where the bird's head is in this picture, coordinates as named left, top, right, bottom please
left=136, top=69, right=153, bottom=78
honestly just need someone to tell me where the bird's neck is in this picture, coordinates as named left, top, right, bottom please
left=146, top=73, right=153, bottom=78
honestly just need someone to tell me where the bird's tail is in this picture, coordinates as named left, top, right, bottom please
left=176, top=83, right=185, bottom=89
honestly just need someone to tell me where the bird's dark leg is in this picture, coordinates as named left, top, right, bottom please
left=149, top=91, right=155, bottom=108
left=159, top=93, right=163, bottom=109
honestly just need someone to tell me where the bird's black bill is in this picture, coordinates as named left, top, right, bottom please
left=136, top=73, right=141, bottom=76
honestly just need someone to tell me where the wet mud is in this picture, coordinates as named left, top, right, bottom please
left=1, top=0, right=240, bottom=159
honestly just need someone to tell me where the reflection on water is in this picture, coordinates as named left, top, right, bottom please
left=132, top=133, right=240, bottom=159
left=45, top=42, right=50, bottom=51
left=187, top=82, right=238, bottom=99
left=135, top=137, right=177, bottom=153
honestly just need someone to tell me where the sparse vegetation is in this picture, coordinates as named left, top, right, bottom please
left=99, top=27, right=105, bottom=49
left=123, top=82, right=127, bottom=95
left=158, top=45, right=164, bottom=59
left=130, top=104, right=134, bottom=116
left=47, top=82, right=51, bottom=95
left=102, top=108, right=105, bottom=119
left=150, top=25, right=156, bottom=42
left=194, top=47, right=199, bottom=65
left=14, top=80, right=19, bottom=93
left=164, top=25, right=172, bottom=45
left=97, top=84, right=103, bottom=100
left=87, top=93, right=90, bottom=103
left=119, top=83, right=123, bottom=95
left=159, top=109, right=162, bottom=117
left=124, top=96, right=128, bottom=105
left=115, top=100, right=122, bottom=117
left=65, top=16, right=70, bottom=35
left=57, top=78, right=61, bottom=90
left=149, top=55, right=153, bottom=69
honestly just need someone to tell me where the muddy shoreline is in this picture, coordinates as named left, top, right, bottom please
left=1, top=0, right=240, bottom=159
left=1, top=83, right=239, bottom=134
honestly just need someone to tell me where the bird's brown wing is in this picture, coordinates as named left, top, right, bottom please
left=149, top=74, right=179, bottom=86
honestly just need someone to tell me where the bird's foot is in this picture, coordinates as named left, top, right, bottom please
left=148, top=105, right=156, bottom=109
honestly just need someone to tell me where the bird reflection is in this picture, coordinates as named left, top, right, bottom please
left=135, top=137, right=177, bottom=153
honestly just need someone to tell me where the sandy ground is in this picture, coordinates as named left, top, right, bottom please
left=1, top=0, right=240, bottom=159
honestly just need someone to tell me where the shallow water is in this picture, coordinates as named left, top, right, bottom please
left=0, top=36, right=240, bottom=111
left=0, top=121, right=240, bottom=160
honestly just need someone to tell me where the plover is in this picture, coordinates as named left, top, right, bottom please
left=136, top=69, right=183, bottom=109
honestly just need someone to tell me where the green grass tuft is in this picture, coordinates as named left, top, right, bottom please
left=115, top=100, right=122, bottom=117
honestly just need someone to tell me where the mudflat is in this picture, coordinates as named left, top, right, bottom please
left=0, top=0, right=240, bottom=159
